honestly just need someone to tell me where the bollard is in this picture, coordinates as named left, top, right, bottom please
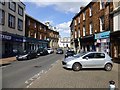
left=109, top=80, right=115, bottom=90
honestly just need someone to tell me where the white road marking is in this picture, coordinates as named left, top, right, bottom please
left=25, top=59, right=60, bottom=88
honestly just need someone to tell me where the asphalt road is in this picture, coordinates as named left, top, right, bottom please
left=2, top=53, right=64, bottom=88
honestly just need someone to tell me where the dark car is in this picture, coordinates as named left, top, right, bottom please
left=16, top=50, right=37, bottom=60
left=56, top=48, right=64, bottom=54
left=37, top=48, right=48, bottom=56
left=65, top=50, right=75, bottom=58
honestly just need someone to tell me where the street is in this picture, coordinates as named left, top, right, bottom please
left=29, top=60, right=119, bottom=89
left=2, top=53, right=64, bottom=88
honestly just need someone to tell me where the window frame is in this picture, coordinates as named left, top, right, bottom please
left=18, top=5, right=23, bottom=16
left=0, top=9, right=5, bottom=25
left=8, top=13, right=15, bottom=29
left=18, top=18, right=23, bottom=31
left=100, top=16, right=104, bottom=32
left=9, top=1, right=16, bottom=12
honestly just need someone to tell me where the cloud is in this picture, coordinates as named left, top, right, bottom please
left=21, top=0, right=92, bottom=13
left=56, top=21, right=71, bottom=37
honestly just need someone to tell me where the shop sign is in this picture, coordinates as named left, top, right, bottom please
left=0, top=34, right=12, bottom=40
left=95, top=31, right=110, bottom=39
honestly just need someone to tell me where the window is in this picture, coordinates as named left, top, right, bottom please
left=34, top=23, right=36, bottom=28
left=18, top=5, right=23, bottom=16
left=100, top=0, right=105, bottom=9
left=83, top=53, right=94, bottom=59
left=74, top=20, right=77, bottom=26
left=78, top=17, right=80, bottom=23
left=34, top=33, right=36, bottom=38
left=100, top=16, right=104, bottom=32
left=83, top=53, right=105, bottom=59
left=94, top=53, right=105, bottom=58
left=83, top=11, right=86, bottom=20
left=9, top=1, right=16, bottom=12
left=83, top=26, right=86, bottom=36
left=40, top=34, right=42, bottom=39
left=0, top=9, right=5, bottom=25
left=39, top=25, right=42, bottom=30
left=0, top=0, right=5, bottom=5
left=90, top=23, right=93, bottom=34
left=18, top=18, right=23, bottom=31
left=78, top=30, right=80, bottom=37
left=28, top=20, right=30, bottom=26
left=75, top=30, right=77, bottom=38
left=8, top=14, right=15, bottom=28
left=89, top=6, right=92, bottom=16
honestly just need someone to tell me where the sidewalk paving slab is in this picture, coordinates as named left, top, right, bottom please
left=0, top=57, right=16, bottom=66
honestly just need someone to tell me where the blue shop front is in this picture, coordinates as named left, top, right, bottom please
left=95, top=31, right=110, bottom=54
left=0, top=32, right=24, bottom=58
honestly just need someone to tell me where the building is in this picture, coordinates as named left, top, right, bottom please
left=25, top=15, right=59, bottom=51
left=110, top=1, right=120, bottom=61
left=25, top=14, right=49, bottom=51
left=45, top=22, right=59, bottom=49
left=0, top=0, right=25, bottom=58
left=58, top=37, right=71, bottom=48
left=70, top=0, right=113, bottom=54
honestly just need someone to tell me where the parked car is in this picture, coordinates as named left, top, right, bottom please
left=56, top=48, right=64, bottom=54
left=16, top=50, right=37, bottom=60
left=37, top=48, right=48, bottom=56
left=62, top=52, right=113, bottom=71
left=47, top=48, right=54, bottom=54
left=65, top=50, right=75, bottom=58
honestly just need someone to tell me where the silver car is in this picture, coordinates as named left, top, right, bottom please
left=62, top=52, right=113, bottom=71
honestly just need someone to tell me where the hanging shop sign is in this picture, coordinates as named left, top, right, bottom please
left=95, top=31, right=110, bottom=39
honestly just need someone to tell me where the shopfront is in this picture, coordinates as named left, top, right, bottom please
left=0, top=32, right=24, bottom=58
left=110, top=31, right=120, bottom=61
left=80, top=35, right=95, bottom=52
left=95, top=31, right=110, bottom=54
left=24, top=37, right=48, bottom=51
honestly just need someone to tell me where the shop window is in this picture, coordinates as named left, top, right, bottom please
left=8, top=13, right=15, bottom=29
left=0, top=9, right=5, bottom=25
left=18, top=5, right=23, bottom=16
left=9, top=1, right=16, bottom=12
left=18, top=18, right=23, bottom=31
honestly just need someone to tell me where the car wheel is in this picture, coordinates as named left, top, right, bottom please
left=104, top=63, right=112, bottom=71
left=72, top=63, right=82, bottom=71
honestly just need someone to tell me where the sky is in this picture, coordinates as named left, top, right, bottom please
left=21, top=0, right=91, bottom=37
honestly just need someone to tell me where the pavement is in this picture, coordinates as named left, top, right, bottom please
left=0, top=57, right=16, bottom=66
left=28, top=60, right=119, bottom=89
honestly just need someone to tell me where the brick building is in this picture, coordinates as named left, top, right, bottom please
left=0, top=0, right=25, bottom=58
left=25, top=14, right=59, bottom=51
left=70, top=0, right=113, bottom=54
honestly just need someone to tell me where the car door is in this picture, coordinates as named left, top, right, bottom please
left=82, top=53, right=96, bottom=68
left=92, top=53, right=105, bottom=68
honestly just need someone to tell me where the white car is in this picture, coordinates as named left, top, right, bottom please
left=47, top=48, right=54, bottom=54
left=62, top=52, right=113, bottom=71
